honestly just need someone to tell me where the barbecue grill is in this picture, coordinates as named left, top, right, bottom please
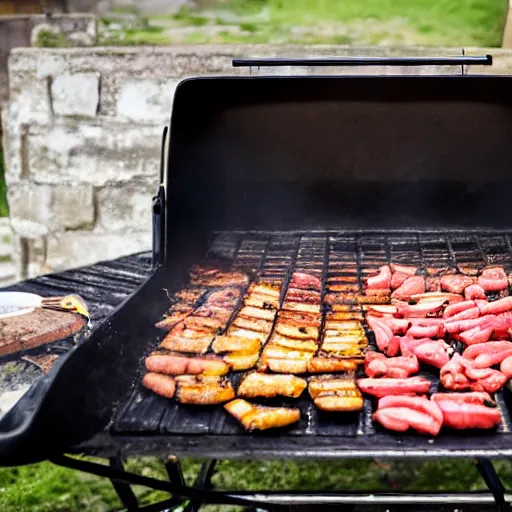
left=1, top=54, right=512, bottom=510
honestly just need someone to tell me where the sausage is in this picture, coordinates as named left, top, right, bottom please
left=145, top=353, right=229, bottom=376
left=142, top=372, right=176, bottom=398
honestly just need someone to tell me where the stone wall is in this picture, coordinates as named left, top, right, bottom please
left=0, top=14, right=96, bottom=102
left=3, top=45, right=512, bottom=280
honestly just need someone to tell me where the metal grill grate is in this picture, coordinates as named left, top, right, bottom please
left=113, top=230, right=512, bottom=441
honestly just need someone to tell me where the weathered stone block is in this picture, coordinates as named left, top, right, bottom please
left=8, top=183, right=52, bottom=237
left=116, top=78, right=180, bottom=122
left=28, top=122, right=161, bottom=186
left=46, top=230, right=151, bottom=272
left=7, top=182, right=94, bottom=234
left=53, top=184, right=95, bottom=230
left=96, top=182, right=153, bottom=232
left=51, top=72, right=100, bottom=117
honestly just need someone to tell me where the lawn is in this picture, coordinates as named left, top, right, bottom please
left=100, top=0, right=508, bottom=47
left=2, top=457, right=512, bottom=511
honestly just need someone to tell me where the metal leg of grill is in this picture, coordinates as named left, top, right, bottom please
left=475, top=458, right=509, bottom=511
left=109, top=457, right=140, bottom=511
left=183, top=460, right=218, bottom=512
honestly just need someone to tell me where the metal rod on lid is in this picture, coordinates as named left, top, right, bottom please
left=232, top=55, right=493, bottom=68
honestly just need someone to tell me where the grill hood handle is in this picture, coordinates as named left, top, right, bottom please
left=232, top=55, right=493, bottom=68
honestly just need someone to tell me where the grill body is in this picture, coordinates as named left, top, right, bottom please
left=3, top=74, right=512, bottom=464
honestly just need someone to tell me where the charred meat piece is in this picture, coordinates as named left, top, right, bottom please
left=232, top=315, right=273, bottom=334
left=374, top=395, right=443, bottom=436
left=245, top=295, right=280, bottom=310
left=237, top=306, right=277, bottom=322
left=211, top=335, right=261, bottom=354
left=357, top=377, right=431, bottom=398
left=462, top=341, right=512, bottom=369
left=432, top=393, right=501, bottom=430
left=328, top=284, right=360, bottom=293
left=260, top=345, right=313, bottom=373
left=193, top=306, right=232, bottom=324
left=175, top=375, right=235, bottom=404
left=179, top=315, right=224, bottom=332
left=390, top=264, right=418, bottom=276
left=142, top=372, right=176, bottom=398
left=275, top=322, right=319, bottom=340
left=282, top=301, right=322, bottom=314
left=364, top=352, right=419, bottom=379
left=223, top=351, right=259, bottom=371
left=285, top=288, right=321, bottom=303
left=440, top=274, right=475, bottom=294
left=249, top=282, right=281, bottom=297
left=225, top=399, right=300, bottom=431
left=156, top=303, right=195, bottom=330
left=175, top=288, right=206, bottom=304
left=391, top=276, right=425, bottom=301
left=458, top=265, right=480, bottom=276
left=307, top=356, right=361, bottom=373
left=191, top=271, right=249, bottom=287
left=206, top=287, right=243, bottom=309
left=309, top=376, right=363, bottom=412
left=366, top=265, right=392, bottom=290
left=160, top=333, right=214, bottom=355
left=227, top=327, right=268, bottom=340
left=238, top=373, right=307, bottom=398
left=465, top=284, right=487, bottom=300
left=290, top=272, right=322, bottom=291
left=478, top=266, right=508, bottom=292
left=270, top=333, right=318, bottom=352
left=278, top=310, right=322, bottom=326
left=145, top=353, right=229, bottom=376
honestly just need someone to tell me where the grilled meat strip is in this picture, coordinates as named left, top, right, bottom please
left=373, top=396, right=443, bottom=436
left=440, top=274, right=475, bottom=294
left=142, top=373, right=176, bottom=398
left=462, top=341, right=512, bottom=369
left=307, top=356, right=361, bottom=373
left=309, top=375, right=363, bottom=412
left=432, top=392, right=501, bottom=430
left=225, top=399, right=300, bottom=431
left=211, top=335, right=261, bottom=354
left=146, top=353, right=229, bottom=376
left=238, top=373, right=307, bottom=399
left=501, top=355, right=512, bottom=377
left=367, top=316, right=399, bottom=357
left=290, top=272, right=322, bottom=291
left=160, top=333, right=215, bottom=355
left=175, top=375, right=235, bottom=404
left=391, top=276, right=425, bottom=301
left=478, top=266, right=508, bottom=292
left=366, top=265, right=392, bottom=290
left=223, top=351, right=259, bottom=371
left=364, top=352, right=419, bottom=379
left=190, top=270, right=249, bottom=287
left=237, top=306, right=277, bottom=321
left=269, top=333, right=318, bottom=352
left=260, top=345, right=314, bottom=374
left=357, top=377, right=431, bottom=397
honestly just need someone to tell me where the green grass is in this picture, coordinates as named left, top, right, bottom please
left=0, top=147, right=9, bottom=218
left=1, top=457, right=512, bottom=511
left=217, top=0, right=507, bottom=46
left=100, top=0, right=507, bottom=47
